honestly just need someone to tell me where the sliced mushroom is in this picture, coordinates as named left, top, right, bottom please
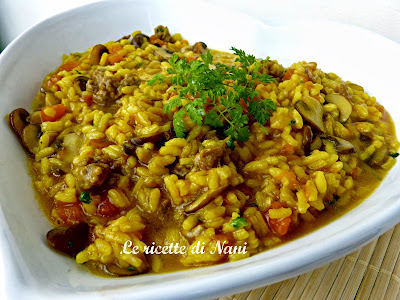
left=8, top=108, right=41, bottom=156
left=294, top=96, right=325, bottom=132
left=320, top=135, right=356, bottom=154
left=325, top=94, right=352, bottom=123
left=90, top=44, right=109, bottom=65
left=346, top=82, right=364, bottom=93
left=130, top=132, right=166, bottom=146
left=154, top=47, right=173, bottom=61
left=132, top=33, right=149, bottom=48
left=184, top=187, right=227, bottom=213
left=338, top=83, right=352, bottom=100
left=302, top=125, right=313, bottom=156
left=74, top=76, right=90, bottom=91
left=193, top=42, right=207, bottom=54
left=22, top=124, right=41, bottom=155
left=28, top=111, right=42, bottom=125
left=9, top=108, right=29, bottom=138
left=369, top=144, right=388, bottom=166
left=46, top=222, right=90, bottom=257
left=305, top=67, right=317, bottom=83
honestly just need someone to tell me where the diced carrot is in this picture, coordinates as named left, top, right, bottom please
left=89, top=138, right=114, bottom=148
left=187, top=56, right=198, bottom=62
left=41, top=104, right=66, bottom=122
left=80, top=94, right=93, bottom=106
left=282, top=68, right=295, bottom=81
left=58, top=61, right=81, bottom=72
left=277, top=171, right=300, bottom=190
left=305, top=81, right=314, bottom=90
left=108, top=44, right=123, bottom=54
left=269, top=216, right=291, bottom=236
left=107, top=53, right=124, bottom=64
left=45, top=74, right=63, bottom=89
left=149, top=35, right=166, bottom=46
left=267, top=202, right=292, bottom=236
left=194, top=43, right=203, bottom=53
left=281, top=144, right=296, bottom=155
left=97, top=198, right=120, bottom=217
left=55, top=203, right=83, bottom=225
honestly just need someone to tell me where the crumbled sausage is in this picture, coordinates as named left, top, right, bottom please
left=74, top=163, right=110, bottom=190
left=154, top=25, right=173, bottom=42
left=194, top=142, right=225, bottom=170
left=87, top=69, right=120, bottom=105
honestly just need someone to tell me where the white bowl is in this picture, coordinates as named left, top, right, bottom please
left=1, top=0, right=400, bottom=299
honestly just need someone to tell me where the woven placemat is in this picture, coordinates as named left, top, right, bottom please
left=218, top=223, right=400, bottom=300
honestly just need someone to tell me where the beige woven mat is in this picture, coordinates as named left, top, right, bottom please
left=218, top=223, right=400, bottom=300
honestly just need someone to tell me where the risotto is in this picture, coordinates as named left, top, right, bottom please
left=7, top=25, right=399, bottom=276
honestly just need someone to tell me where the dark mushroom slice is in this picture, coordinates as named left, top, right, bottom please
left=123, top=142, right=136, bottom=155
left=320, top=135, right=356, bottom=154
left=74, top=76, right=90, bottom=91
left=8, top=108, right=41, bottom=156
left=325, top=94, right=352, bottom=123
left=117, top=34, right=131, bottom=42
left=302, top=125, right=313, bottom=156
left=132, top=33, right=149, bottom=48
left=184, top=187, right=227, bottom=213
left=46, top=222, right=90, bottom=257
left=294, top=96, right=325, bottom=132
left=9, top=108, right=29, bottom=138
left=193, top=42, right=207, bottom=54
left=130, top=132, right=166, bottom=146
left=90, top=44, right=109, bottom=65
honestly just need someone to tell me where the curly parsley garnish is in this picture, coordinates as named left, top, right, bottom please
left=148, top=47, right=276, bottom=147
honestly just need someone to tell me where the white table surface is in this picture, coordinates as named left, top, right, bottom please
left=0, top=0, right=399, bottom=299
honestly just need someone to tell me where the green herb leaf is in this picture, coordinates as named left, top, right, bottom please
left=226, top=137, right=235, bottom=150
left=204, top=110, right=223, bottom=127
left=289, top=120, right=295, bottom=126
left=128, top=266, right=135, bottom=271
left=147, top=73, right=165, bottom=86
left=79, top=192, right=92, bottom=204
left=230, top=217, right=248, bottom=229
left=154, top=48, right=277, bottom=143
left=390, top=152, right=399, bottom=158
left=173, top=109, right=187, bottom=138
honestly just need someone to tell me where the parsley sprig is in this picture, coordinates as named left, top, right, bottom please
left=148, top=47, right=276, bottom=148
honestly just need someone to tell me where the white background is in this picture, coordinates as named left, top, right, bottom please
left=1, top=0, right=400, bottom=49
left=0, top=0, right=399, bottom=299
